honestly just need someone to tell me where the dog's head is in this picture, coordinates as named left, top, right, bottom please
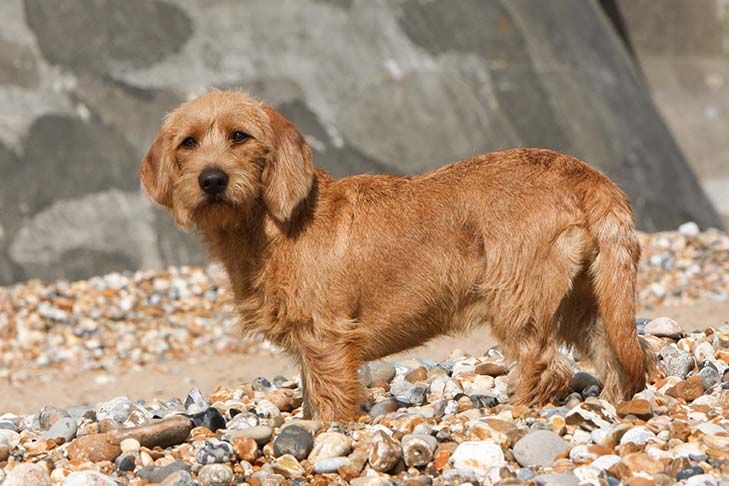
left=140, top=90, right=314, bottom=230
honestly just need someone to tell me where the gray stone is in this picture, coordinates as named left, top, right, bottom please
left=184, top=387, right=210, bottom=413
left=42, top=417, right=77, bottom=442
left=660, top=346, right=695, bottom=379
left=251, top=376, right=272, bottom=392
left=67, top=407, right=96, bottom=423
left=699, top=366, right=721, bottom=390
left=159, top=470, right=195, bottom=486
left=38, top=406, right=70, bottom=429
left=272, top=425, right=313, bottom=460
left=534, top=473, right=580, bottom=486
left=512, top=430, right=569, bottom=467
left=368, top=361, right=397, bottom=384
left=115, top=453, right=136, bottom=472
left=571, top=372, right=601, bottom=393
left=194, top=439, right=234, bottom=465
left=369, top=398, right=400, bottom=418
left=137, top=461, right=191, bottom=484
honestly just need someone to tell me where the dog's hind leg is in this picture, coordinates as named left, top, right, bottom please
left=557, top=274, right=657, bottom=402
left=494, top=226, right=590, bottom=407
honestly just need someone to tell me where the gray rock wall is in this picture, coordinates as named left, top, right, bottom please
left=0, top=0, right=721, bottom=284
left=618, top=0, right=729, bottom=228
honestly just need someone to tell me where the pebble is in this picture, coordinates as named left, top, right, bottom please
left=189, top=407, right=226, bottom=432
left=369, top=398, right=399, bottom=417
left=272, top=425, right=313, bottom=460
left=534, top=473, right=580, bottom=486
left=571, top=371, right=601, bottom=393
left=368, top=361, right=397, bottom=383
left=308, top=431, right=352, bottom=462
left=699, top=365, right=721, bottom=389
left=667, top=374, right=705, bottom=401
left=1, top=257, right=728, bottom=484
left=136, top=461, right=191, bottom=483
left=272, top=453, right=305, bottom=478
left=619, top=426, right=657, bottom=445
left=660, top=345, right=696, bottom=378
left=223, top=425, right=273, bottom=445
left=62, top=471, right=117, bottom=485
left=184, top=388, right=210, bottom=413
left=67, top=433, right=122, bottom=462
left=313, top=456, right=350, bottom=473
left=4, top=463, right=51, bottom=486
left=120, top=437, right=140, bottom=453
left=512, top=430, right=569, bottom=467
left=195, top=438, right=234, bottom=464
left=196, top=464, right=234, bottom=486
left=645, top=316, right=683, bottom=338
left=401, top=433, right=437, bottom=467
left=616, top=399, right=653, bottom=420
left=368, top=430, right=402, bottom=472
left=42, top=416, right=77, bottom=442
left=160, top=470, right=195, bottom=486
left=450, top=440, right=505, bottom=477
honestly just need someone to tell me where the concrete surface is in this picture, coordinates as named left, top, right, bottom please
left=0, top=0, right=721, bottom=284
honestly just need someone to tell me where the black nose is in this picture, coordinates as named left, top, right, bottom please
left=198, top=167, right=228, bottom=195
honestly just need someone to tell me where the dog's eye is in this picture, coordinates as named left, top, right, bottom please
left=180, top=137, right=196, bottom=149
left=231, top=131, right=249, bottom=143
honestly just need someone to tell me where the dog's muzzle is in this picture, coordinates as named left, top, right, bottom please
left=198, top=167, right=228, bottom=196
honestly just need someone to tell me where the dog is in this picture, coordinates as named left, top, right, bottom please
left=140, top=89, right=656, bottom=421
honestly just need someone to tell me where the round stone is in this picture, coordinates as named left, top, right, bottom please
left=272, top=425, right=313, bottom=460
left=120, top=437, right=140, bottom=453
left=115, top=453, right=136, bottom=472
left=195, top=439, right=234, bottom=465
left=368, top=362, right=397, bottom=383
left=197, top=464, right=234, bottom=486
left=43, top=416, right=77, bottom=442
left=450, top=440, right=505, bottom=477
left=402, top=433, right=437, bottom=467
left=571, top=372, right=601, bottom=393
left=251, top=376, right=272, bottom=391
left=644, top=317, right=682, bottom=338
left=513, top=430, right=569, bottom=467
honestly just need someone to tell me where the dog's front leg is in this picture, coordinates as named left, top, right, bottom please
left=296, top=335, right=364, bottom=422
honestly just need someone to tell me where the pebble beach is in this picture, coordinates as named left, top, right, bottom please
left=0, top=226, right=727, bottom=485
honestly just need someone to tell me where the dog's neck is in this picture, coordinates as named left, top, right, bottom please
left=202, top=169, right=331, bottom=338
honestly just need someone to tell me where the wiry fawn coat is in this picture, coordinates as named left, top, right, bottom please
left=141, top=90, right=656, bottom=421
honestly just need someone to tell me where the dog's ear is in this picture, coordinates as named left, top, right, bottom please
left=261, top=105, right=315, bottom=223
left=140, top=129, right=174, bottom=209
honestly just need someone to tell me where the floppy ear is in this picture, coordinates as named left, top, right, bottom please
left=140, top=129, right=174, bottom=209
left=261, top=105, right=315, bottom=223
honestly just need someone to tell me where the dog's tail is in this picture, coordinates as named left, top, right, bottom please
left=583, top=177, right=647, bottom=398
